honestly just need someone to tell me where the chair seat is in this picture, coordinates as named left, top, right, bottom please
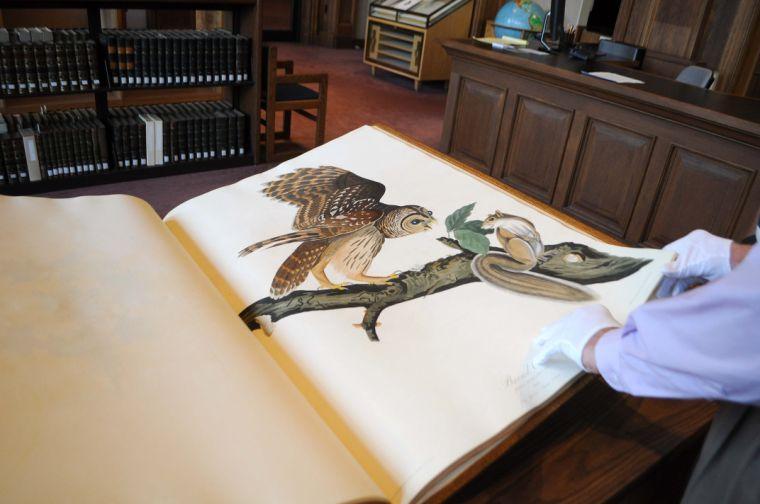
left=275, top=83, right=320, bottom=102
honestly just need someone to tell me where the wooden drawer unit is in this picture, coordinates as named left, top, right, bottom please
left=366, top=22, right=423, bottom=77
left=363, top=0, right=473, bottom=91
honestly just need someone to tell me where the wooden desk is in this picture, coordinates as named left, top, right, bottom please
left=376, top=125, right=717, bottom=503
left=440, top=40, right=760, bottom=246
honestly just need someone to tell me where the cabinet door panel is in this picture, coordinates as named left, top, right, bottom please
left=501, top=96, right=573, bottom=203
left=449, top=77, right=506, bottom=174
left=643, top=147, right=754, bottom=246
left=564, top=119, right=654, bottom=238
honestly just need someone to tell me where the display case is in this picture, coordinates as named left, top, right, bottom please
left=364, top=0, right=473, bottom=90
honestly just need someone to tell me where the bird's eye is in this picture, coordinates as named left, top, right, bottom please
left=411, top=219, right=421, bottom=225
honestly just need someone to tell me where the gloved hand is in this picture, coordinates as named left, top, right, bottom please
left=533, top=304, right=620, bottom=371
left=657, top=230, right=732, bottom=298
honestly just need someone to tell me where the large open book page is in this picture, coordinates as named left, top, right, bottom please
left=0, top=195, right=380, bottom=503
left=165, top=126, right=672, bottom=502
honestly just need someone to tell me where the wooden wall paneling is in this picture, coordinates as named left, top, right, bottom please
left=448, top=76, right=506, bottom=174
left=562, top=119, right=654, bottom=238
left=500, top=96, right=574, bottom=203
left=712, top=0, right=760, bottom=93
left=641, top=148, right=756, bottom=246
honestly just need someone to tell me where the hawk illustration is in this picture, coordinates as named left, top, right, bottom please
left=238, top=166, right=436, bottom=297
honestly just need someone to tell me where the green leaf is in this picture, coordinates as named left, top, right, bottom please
left=454, top=229, right=491, bottom=255
left=460, top=219, right=493, bottom=235
left=445, top=202, right=476, bottom=233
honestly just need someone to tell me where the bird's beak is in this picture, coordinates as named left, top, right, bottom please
left=425, top=217, right=437, bottom=230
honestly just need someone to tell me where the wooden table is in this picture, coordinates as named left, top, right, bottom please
left=440, top=39, right=760, bottom=248
left=376, top=125, right=718, bottom=503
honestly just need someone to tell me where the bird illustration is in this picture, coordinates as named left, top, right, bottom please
left=481, top=210, right=544, bottom=270
left=238, top=166, right=436, bottom=297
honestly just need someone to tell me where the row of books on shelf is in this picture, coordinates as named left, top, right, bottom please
left=0, top=28, right=100, bottom=96
left=102, top=29, right=251, bottom=88
left=110, top=101, right=246, bottom=170
left=0, top=101, right=248, bottom=186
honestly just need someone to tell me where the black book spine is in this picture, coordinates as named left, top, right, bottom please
left=55, top=37, right=69, bottom=92
left=133, top=35, right=143, bottom=86
left=44, top=42, right=59, bottom=92
left=181, top=33, right=189, bottom=85
left=65, top=35, right=79, bottom=91
left=86, top=41, right=100, bottom=89
left=16, top=44, right=31, bottom=94
left=33, top=42, right=48, bottom=92
left=0, top=44, right=13, bottom=95
left=157, top=34, right=167, bottom=85
left=126, top=33, right=135, bottom=86
left=150, top=32, right=161, bottom=86
left=116, top=33, right=126, bottom=86
left=170, top=33, right=180, bottom=85
left=0, top=138, right=7, bottom=186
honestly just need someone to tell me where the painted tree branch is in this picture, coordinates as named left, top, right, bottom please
left=239, top=238, right=651, bottom=341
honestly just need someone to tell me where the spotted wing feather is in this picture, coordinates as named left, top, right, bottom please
left=270, top=241, right=329, bottom=297
left=263, top=166, right=386, bottom=230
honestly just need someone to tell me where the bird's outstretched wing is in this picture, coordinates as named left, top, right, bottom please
left=263, top=166, right=386, bottom=230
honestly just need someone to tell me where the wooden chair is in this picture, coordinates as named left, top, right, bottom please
left=261, top=45, right=328, bottom=162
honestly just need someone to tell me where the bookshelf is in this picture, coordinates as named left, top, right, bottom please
left=0, top=0, right=261, bottom=196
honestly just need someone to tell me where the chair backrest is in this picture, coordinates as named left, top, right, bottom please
left=676, top=65, right=714, bottom=89
left=597, top=39, right=646, bottom=67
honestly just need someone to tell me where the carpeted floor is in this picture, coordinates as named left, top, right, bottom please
left=40, top=43, right=447, bottom=216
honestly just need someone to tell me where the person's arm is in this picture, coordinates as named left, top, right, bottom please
left=579, top=241, right=753, bottom=374
left=535, top=233, right=760, bottom=404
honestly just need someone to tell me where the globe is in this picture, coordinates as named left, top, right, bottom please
left=494, top=0, right=546, bottom=39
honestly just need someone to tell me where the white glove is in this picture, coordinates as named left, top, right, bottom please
left=657, top=230, right=732, bottom=298
left=533, top=305, right=620, bottom=371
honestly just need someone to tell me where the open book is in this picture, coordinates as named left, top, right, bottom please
left=0, top=126, right=671, bottom=503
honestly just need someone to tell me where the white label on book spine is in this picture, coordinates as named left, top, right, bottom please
left=41, top=83, right=49, bottom=88
left=221, top=149, right=227, bottom=156
left=60, top=81, right=67, bottom=86
left=159, top=77, right=165, bottom=84
left=29, top=83, right=36, bottom=89
left=51, top=82, right=58, bottom=87
left=136, top=77, right=141, bottom=84
left=198, top=75, right=204, bottom=83
left=210, top=150, right=215, bottom=157
left=82, top=80, right=88, bottom=86
left=168, top=76, right=173, bottom=84
left=180, top=154, right=186, bottom=161
left=20, top=83, right=27, bottom=89
left=203, top=151, right=208, bottom=158
left=239, top=147, right=244, bottom=155
left=8, top=84, right=15, bottom=89
left=152, top=77, right=157, bottom=84
left=189, top=153, right=195, bottom=160
left=141, top=158, right=147, bottom=165
left=207, top=74, right=211, bottom=81
left=127, top=77, right=133, bottom=84
left=221, top=74, right=227, bottom=82
left=182, top=76, right=188, bottom=83
left=190, top=76, right=196, bottom=83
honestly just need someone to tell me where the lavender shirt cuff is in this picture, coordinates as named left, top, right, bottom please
left=595, top=327, right=627, bottom=392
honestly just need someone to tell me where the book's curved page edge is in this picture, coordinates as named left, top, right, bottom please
left=0, top=194, right=382, bottom=504
left=166, top=126, right=665, bottom=502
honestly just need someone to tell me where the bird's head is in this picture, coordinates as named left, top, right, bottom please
left=386, top=205, right=436, bottom=237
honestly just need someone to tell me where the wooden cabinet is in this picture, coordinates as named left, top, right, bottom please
left=364, top=0, right=473, bottom=90
left=441, top=40, right=760, bottom=245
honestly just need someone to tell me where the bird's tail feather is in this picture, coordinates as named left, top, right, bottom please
left=238, top=230, right=321, bottom=257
